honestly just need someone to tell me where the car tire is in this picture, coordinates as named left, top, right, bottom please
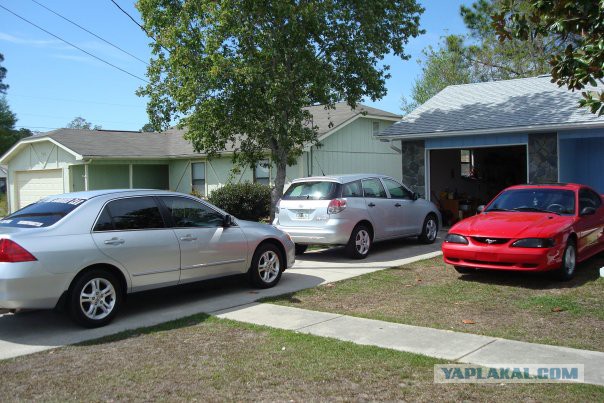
left=419, top=214, right=439, bottom=244
left=68, top=269, right=122, bottom=328
left=248, top=243, right=283, bottom=288
left=454, top=266, right=475, bottom=274
left=345, top=224, right=372, bottom=259
left=554, top=240, right=577, bottom=281
left=295, top=244, right=308, bottom=255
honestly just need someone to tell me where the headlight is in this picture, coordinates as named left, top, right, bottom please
left=444, top=233, right=469, bottom=244
left=511, top=238, right=554, bottom=248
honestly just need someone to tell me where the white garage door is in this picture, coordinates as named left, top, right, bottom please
left=16, top=169, right=64, bottom=209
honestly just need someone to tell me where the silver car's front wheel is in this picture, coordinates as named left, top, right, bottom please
left=419, top=214, right=438, bottom=244
left=69, top=269, right=122, bottom=328
left=249, top=243, right=283, bottom=288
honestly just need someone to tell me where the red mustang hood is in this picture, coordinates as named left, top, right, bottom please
left=451, top=212, right=575, bottom=238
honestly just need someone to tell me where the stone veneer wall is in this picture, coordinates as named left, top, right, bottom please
left=528, top=133, right=558, bottom=183
left=401, top=140, right=425, bottom=197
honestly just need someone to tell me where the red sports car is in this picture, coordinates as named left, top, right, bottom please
left=442, top=183, right=604, bottom=280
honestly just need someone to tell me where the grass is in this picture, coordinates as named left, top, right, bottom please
left=264, top=254, right=604, bottom=351
left=0, top=314, right=601, bottom=401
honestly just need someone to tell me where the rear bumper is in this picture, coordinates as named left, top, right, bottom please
left=441, top=242, right=565, bottom=272
left=275, top=223, right=352, bottom=246
left=0, top=262, right=70, bottom=309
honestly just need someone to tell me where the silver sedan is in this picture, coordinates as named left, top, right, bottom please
left=0, top=190, right=295, bottom=327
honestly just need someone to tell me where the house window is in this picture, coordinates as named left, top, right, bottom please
left=191, top=162, right=206, bottom=196
left=254, top=160, right=270, bottom=185
left=372, top=121, right=380, bottom=136
left=460, top=149, right=475, bottom=178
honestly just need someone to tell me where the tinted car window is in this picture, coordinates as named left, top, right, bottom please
left=579, top=188, right=602, bottom=210
left=342, top=181, right=363, bottom=197
left=0, top=197, right=87, bottom=228
left=105, top=197, right=165, bottom=230
left=362, top=179, right=387, bottom=198
left=486, top=189, right=576, bottom=215
left=160, top=196, right=224, bottom=228
left=283, top=181, right=341, bottom=200
left=382, top=178, right=413, bottom=199
left=93, top=208, right=114, bottom=231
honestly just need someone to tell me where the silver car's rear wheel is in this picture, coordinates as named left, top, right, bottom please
left=249, top=243, right=283, bottom=288
left=69, top=269, right=122, bottom=328
left=346, top=224, right=372, bottom=259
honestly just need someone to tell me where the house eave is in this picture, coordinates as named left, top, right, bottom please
left=0, top=136, right=84, bottom=164
left=376, top=121, right=604, bottom=141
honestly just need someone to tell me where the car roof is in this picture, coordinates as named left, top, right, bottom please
left=290, top=173, right=393, bottom=184
left=43, top=189, right=183, bottom=200
left=506, top=183, right=583, bottom=191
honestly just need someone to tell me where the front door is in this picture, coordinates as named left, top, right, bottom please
left=91, top=196, right=181, bottom=291
left=381, top=178, right=424, bottom=236
left=576, top=188, right=604, bottom=258
left=158, top=196, right=248, bottom=283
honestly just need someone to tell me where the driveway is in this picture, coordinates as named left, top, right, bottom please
left=0, top=233, right=444, bottom=360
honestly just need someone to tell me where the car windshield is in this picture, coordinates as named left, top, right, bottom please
left=282, top=181, right=341, bottom=200
left=0, top=197, right=87, bottom=228
left=486, top=189, right=575, bottom=215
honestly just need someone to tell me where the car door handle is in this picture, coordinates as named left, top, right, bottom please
left=368, top=202, right=376, bottom=207
left=394, top=203, right=402, bottom=207
left=104, top=237, right=125, bottom=246
left=179, top=235, right=198, bottom=242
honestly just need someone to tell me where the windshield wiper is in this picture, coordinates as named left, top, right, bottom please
left=511, top=207, right=560, bottom=215
left=486, top=207, right=510, bottom=212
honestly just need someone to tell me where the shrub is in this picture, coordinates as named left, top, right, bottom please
left=208, top=182, right=271, bottom=222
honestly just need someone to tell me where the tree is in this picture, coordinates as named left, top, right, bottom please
left=140, top=123, right=156, bottom=132
left=137, top=0, right=424, bottom=216
left=66, top=116, right=101, bottom=130
left=0, top=97, right=31, bottom=155
left=0, top=53, right=8, bottom=94
left=493, top=0, right=604, bottom=115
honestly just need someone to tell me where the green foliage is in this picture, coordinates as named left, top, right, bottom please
left=66, top=116, right=101, bottom=130
left=208, top=182, right=272, bottom=221
left=493, top=0, right=604, bottom=115
left=0, top=97, right=31, bottom=156
left=140, top=123, right=156, bottom=132
left=136, top=0, right=424, bottom=215
left=0, top=53, right=7, bottom=94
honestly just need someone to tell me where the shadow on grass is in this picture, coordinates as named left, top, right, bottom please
left=456, top=253, right=604, bottom=290
left=77, top=313, right=212, bottom=347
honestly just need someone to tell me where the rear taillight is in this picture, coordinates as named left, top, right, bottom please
left=327, top=198, right=347, bottom=214
left=0, top=239, right=37, bottom=263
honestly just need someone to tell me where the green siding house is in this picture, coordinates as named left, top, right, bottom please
left=0, top=103, right=401, bottom=213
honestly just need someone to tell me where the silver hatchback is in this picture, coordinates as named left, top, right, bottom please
left=274, top=174, right=441, bottom=258
left=0, top=190, right=295, bottom=327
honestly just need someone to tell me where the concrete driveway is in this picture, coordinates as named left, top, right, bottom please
left=0, top=233, right=444, bottom=360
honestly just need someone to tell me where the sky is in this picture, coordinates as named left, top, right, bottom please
left=0, top=0, right=472, bottom=133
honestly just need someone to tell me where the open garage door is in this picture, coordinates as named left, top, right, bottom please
left=16, top=169, right=64, bottom=209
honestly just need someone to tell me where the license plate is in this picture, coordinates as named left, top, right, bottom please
left=295, top=212, right=309, bottom=219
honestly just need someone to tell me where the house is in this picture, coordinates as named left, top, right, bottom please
left=0, top=103, right=401, bottom=213
left=376, top=75, right=604, bottom=220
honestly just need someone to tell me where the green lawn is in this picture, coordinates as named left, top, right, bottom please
left=265, top=255, right=604, bottom=351
left=0, top=314, right=601, bottom=401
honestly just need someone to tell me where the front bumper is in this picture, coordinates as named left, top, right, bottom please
left=0, top=262, right=70, bottom=309
left=442, top=241, right=565, bottom=272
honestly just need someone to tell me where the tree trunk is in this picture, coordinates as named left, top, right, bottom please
left=270, top=159, right=287, bottom=222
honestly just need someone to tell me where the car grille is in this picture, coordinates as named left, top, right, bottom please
left=471, top=237, right=510, bottom=245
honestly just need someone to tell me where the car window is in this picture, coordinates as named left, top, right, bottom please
left=579, top=188, right=602, bottom=210
left=282, top=181, right=341, bottom=200
left=93, top=208, right=114, bottom=231
left=486, top=189, right=576, bottom=215
left=362, top=179, right=387, bottom=198
left=102, top=197, right=165, bottom=231
left=0, top=197, right=87, bottom=228
left=382, top=178, right=413, bottom=199
left=160, top=196, right=224, bottom=228
left=342, top=181, right=363, bottom=197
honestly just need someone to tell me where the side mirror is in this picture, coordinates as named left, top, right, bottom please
left=223, top=214, right=234, bottom=227
left=580, top=206, right=596, bottom=216
left=412, top=192, right=419, bottom=201
left=476, top=205, right=485, bottom=214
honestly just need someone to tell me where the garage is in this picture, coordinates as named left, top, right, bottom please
left=428, top=145, right=527, bottom=225
left=16, top=169, right=64, bottom=209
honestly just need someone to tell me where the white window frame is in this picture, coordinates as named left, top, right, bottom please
left=191, top=161, right=206, bottom=196
left=254, top=159, right=271, bottom=185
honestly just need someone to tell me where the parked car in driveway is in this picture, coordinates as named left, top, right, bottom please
left=0, top=190, right=295, bottom=327
left=442, top=183, right=604, bottom=280
left=273, top=174, right=441, bottom=259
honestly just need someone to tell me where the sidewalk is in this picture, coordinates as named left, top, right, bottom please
left=214, top=302, right=604, bottom=387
